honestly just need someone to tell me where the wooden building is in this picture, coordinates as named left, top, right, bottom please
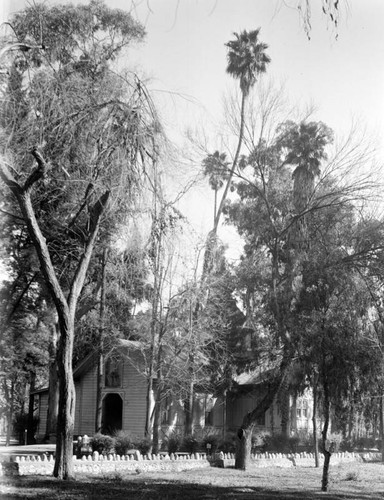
left=33, top=341, right=313, bottom=443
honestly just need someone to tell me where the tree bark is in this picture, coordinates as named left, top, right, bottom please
left=6, top=380, right=15, bottom=446
left=184, top=377, right=194, bottom=436
left=321, top=379, right=331, bottom=492
left=380, top=394, right=384, bottom=463
left=53, top=316, right=76, bottom=479
left=95, top=248, right=107, bottom=434
left=235, top=425, right=254, bottom=470
left=27, top=372, right=36, bottom=444
left=152, top=391, right=161, bottom=455
left=45, top=322, right=59, bottom=442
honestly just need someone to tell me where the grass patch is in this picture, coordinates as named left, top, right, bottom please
left=1, top=462, right=384, bottom=499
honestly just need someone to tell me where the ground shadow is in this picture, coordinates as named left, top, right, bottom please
left=1, top=475, right=384, bottom=500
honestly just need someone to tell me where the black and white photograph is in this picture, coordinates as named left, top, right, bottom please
left=1, top=1, right=384, bottom=498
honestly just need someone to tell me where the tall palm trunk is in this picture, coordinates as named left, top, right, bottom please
left=203, top=92, right=246, bottom=277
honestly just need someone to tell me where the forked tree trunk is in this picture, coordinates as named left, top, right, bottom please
left=0, top=152, right=109, bottom=479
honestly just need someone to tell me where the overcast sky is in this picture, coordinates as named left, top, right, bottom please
left=3, top=1, right=384, bottom=147
left=2, top=0, right=384, bottom=259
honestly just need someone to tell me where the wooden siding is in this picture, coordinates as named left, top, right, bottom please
left=75, top=363, right=97, bottom=436
left=121, top=353, right=147, bottom=437
left=36, top=392, right=48, bottom=440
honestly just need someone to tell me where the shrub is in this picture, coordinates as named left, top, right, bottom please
left=165, top=433, right=181, bottom=454
left=114, top=430, right=136, bottom=455
left=182, top=434, right=200, bottom=454
left=202, top=434, right=220, bottom=454
left=137, top=436, right=153, bottom=455
left=91, top=433, right=115, bottom=455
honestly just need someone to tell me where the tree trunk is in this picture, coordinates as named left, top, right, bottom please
left=235, top=353, right=291, bottom=470
left=235, top=425, right=254, bottom=470
left=53, top=316, right=76, bottom=480
left=312, top=373, right=320, bottom=467
left=380, top=394, right=384, bottom=463
left=322, top=449, right=331, bottom=492
left=95, top=248, right=107, bottom=434
left=203, top=91, right=247, bottom=278
left=321, top=380, right=331, bottom=492
left=184, top=378, right=194, bottom=435
left=6, top=380, right=15, bottom=446
left=152, top=393, right=161, bottom=455
left=145, top=376, right=154, bottom=439
left=27, top=372, right=36, bottom=444
left=45, top=322, right=59, bottom=442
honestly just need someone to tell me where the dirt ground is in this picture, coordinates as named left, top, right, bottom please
left=1, top=461, right=384, bottom=499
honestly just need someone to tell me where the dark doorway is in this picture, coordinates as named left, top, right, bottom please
left=102, top=393, right=123, bottom=434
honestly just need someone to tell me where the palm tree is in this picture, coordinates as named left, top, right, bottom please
left=277, top=120, right=333, bottom=248
left=204, top=29, right=270, bottom=275
left=287, top=121, right=333, bottom=213
left=202, top=150, right=230, bottom=223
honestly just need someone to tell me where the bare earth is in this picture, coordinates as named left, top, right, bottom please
left=1, top=462, right=384, bottom=499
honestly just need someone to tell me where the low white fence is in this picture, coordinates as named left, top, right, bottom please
left=0, top=450, right=379, bottom=476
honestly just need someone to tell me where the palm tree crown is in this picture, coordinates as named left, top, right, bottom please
left=225, top=28, right=271, bottom=96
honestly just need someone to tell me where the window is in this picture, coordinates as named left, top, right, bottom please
left=105, top=358, right=121, bottom=388
left=161, top=397, right=171, bottom=425
left=296, top=398, right=308, bottom=419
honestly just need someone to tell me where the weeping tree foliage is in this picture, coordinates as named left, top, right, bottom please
left=0, top=0, right=162, bottom=479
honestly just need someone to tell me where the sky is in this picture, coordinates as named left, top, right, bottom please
left=2, top=0, right=384, bottom=260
